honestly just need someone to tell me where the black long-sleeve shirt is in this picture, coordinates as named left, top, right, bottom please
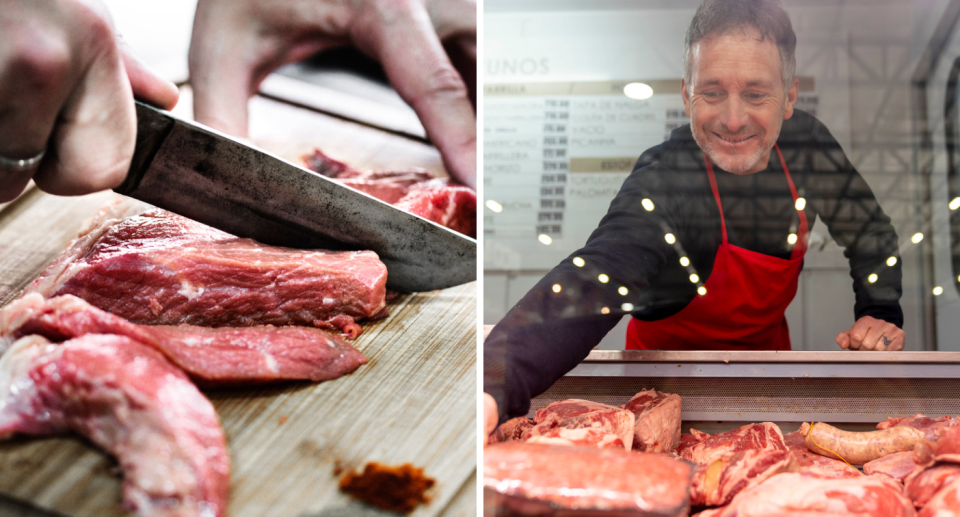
left=484, top=109, right=904, bottom=422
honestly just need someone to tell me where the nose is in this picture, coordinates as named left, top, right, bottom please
left=718, top=96, right=747, bottom=133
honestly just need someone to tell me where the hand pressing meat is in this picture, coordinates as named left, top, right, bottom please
left=801, top=421, right=925, bottom=465
left=0, top=335, right=230, bottom=517
left=1, top=294, right=366, bottom=385
left=26, top=200, right=389, bottom=338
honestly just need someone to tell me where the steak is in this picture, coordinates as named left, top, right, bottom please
left=25, top=201, right=388, bottom=338
left=531, top=399, right=635, bottom=450
left=783, top=430, right=862, bottom=478
left=525, top=427, right=626, bottom=449
left=620, top=389, right=682, bottom=453
left=0, top=335, right=230, bottom=517
left=689, top=448, right=798, bottom=507
left=678, top=422, right=786, bottom=466
left=864, top=451, right=923, bottom=481
left=920, top=476, right=960, bottom=517
left=696, top=472, right=916, bottom=517
left=878, top=414, right=960, bottom=442
left=483, top=442, right=693, bottom=516
left=905, top=463, right=960, bottom=508
left=303, top=149, right=477, bottom=238
left=0, top=294, right=366, bottom=385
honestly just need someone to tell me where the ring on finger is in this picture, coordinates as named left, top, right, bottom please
left=0, top=147, right=46, bottom=172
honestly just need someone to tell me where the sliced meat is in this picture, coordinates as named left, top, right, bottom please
left=26, top=205, right=388, bottom=338
left=1, top=294, right=366, bottom=385
left=879, top=415, right=960, bottom=443
left=919, top=475, right=960, bottom=517
left=0, top=335, right=229, bottom=517
left=690, top=448, right=798, bottom=507
left=531, top=399, right=635, bottom=451
left=801, top=422, right=925, bottom=465
left=678, top=422, right=786, bottom=466
left=696, top=472, right=916, bottom=517
left=526, top=427, right=626, bottom=449
left=483, top=442, right=692, bottom=516
left=783, top=430, right=862, bottom=478
left=865, top=451, right=923, bottom=481
left=620, top=389, right=682, bottom=453
left=905, top=463, right=960, bottom=508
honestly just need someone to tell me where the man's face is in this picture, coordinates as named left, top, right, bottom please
left=682, top=28, right=799, bottom=175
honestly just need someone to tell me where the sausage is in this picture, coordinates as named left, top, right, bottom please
left=800, top=422, right=925, bottom=465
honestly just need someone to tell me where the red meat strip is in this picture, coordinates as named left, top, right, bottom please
left=696, top=473, right=916, bottom=517
left=919, top=476, right=960, bottom=517
left=526, top=427, right=626, bottom=449
left=879, top=414, right=960, bottom=442
left=25, top=202, right=388, bottom=339
left=865, top=451, right=923, bottom=481
left=620, top=389, right=682, bottom=453
left=0, top=334, right=230, bottom=517
left=783, top=430, right=862, bottom=478
left=0, top=294, right=366, bottom=385
left=303, top=149, right=477, bottom=238
left=690, top=448, right=798, bottom=507
left=530, top=399, right=635, bottom=451
left=905, top=463, right=960, bottom=508
left=678, top=422, right=786, bottom=466
left=484, top=442, right=693, bottom=516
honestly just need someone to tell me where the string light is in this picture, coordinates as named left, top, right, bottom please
left=552, top=284, right=562, bottom=293
left=933, top=286, right=944, bottom=296
left=485, top=200, right=503, bottom=213
left=623, top=83, right=654, bottom=100
left=539, top=234, right=553, bottom=245
left=787, top=233, right=798, bottom=245
left=689, top=274, right=699, bottom=283
left=951, top=197, right=960, bottom=210
left=886, top=256, right=897, bottom=267
left=618, top=286, right=629, bottom=295
left=598, top=274, right=609, bottom=283
left=912, top=233, right=923, bottom=244
left=573, top=257, right=585, bottom=267
left=868, top=273, right=878, bottom=283
left=601, top=307, right=610, bottom=314
left=795, top=197, right=806, bottom=211
left=642, top=198, right=655, bottom=211
left=665, top=233, right=676, bottom=244
left=680, top=256, right=690, bottom=267
left=697, top=286, right=707, bottom=295
left=621, top=303, right=635, bottom=311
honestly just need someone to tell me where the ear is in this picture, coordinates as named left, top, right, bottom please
left=681, top=77, right=691, bottom=118
left=782, top=77, right=799, bottom=120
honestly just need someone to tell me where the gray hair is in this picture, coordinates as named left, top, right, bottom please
left=683, top=0, right=797, bottom=93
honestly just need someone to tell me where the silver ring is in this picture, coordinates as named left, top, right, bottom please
left=0, top=147, right=46, bottom=172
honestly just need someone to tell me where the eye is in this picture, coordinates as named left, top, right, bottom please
left=745, top=92, right=765, bottom=100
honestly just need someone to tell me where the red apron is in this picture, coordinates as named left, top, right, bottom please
left=626, top=144, right=808, bottom=351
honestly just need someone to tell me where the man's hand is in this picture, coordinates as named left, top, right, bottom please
left=836, top=315, right=905, bottom=351
left=0, top=0, right=178, bottom=203
left=483, top=392, right=497, bottom=446
left=189, top=0, right=476, bottom=189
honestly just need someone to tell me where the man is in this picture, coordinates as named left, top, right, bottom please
left=484, top=0, right=904, bottom=432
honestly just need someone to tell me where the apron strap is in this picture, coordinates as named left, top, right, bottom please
left=703, top=156, right=728, bottom=245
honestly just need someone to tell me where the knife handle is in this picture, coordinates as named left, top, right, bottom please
left=115, top=101, right=176, bottom=196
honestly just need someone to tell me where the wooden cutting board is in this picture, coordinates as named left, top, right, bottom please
left=0, top=93, right=477, bottom=517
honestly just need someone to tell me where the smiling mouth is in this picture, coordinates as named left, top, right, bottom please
left=712, top=132, right=756, bottom=144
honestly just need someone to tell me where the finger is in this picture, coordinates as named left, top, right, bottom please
left=858, top=326, right=882, bottom=351
left=117, top=36, right=179, bottom=110
left=887, top=330, right=906, bottom=351
left=483, top=392, right=498, bottom=440
left=354, top=2, right=476, bottom=189
left=846, top=317, right=875, bottom=350
left=836, top=331, right=851, bottom=350
left=33, top=17, right=136, bottom=196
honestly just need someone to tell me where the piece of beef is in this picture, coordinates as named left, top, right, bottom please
left=783, top=430, right=863, bottom=478
left=690, top=448, right=798, bottom=507
left=483, top=442, right=693, bottom=516
left=678, top=422, right=786, bottom=466
left=530, top=399, right=635, bottom=451
left=0, top=294, right=366, bottom=385
left=865, top=451, right=923, bottom=481
left=493, top=416, right=534, bottom=443
left=620, top=389, right=682, bottom=453
left=526, top=427, right=626, bottom=449
left=26, top=204, right=388, bottom=338
left=0, top=335, right=229, bottom=517
left=879, top=414, right=960, bottom=443
left=695, top=472, right=916, bottom=517
left=905, top=463, right=960, bottom=508
left=302, top=149, right=477, bottom=238
left=919, top=475, right=960, bottom=517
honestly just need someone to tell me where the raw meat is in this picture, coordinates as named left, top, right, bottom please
left=878, top=414, right=960, bottom=443
left=696, top=472, right=916, bottom=517
left=0, top=294, right=366, bottom=385
left=931, top=425, right=960, bottom=463
left=905, top=463, right=960, bottom=508
left=26, top=202, right=388, bottom=338
left=303, top=149, right=477, bottom=238
left=492, top=416, right=534, bottom=443
left=484, top=442, right=693, bottom=516
left=526, top=427, right=626, bottom=449
left=678, top=422, right=786, bottom=466
left=783, top=430, right=862, bottom=478
left=0, top=334, right=229, bottom=517
left=919, top=475, right=960, bottom=517
left=865, top=451, right=922, bottom=481
left=620, top=389, right=682, bottom=453
left=689, top=448, right=798, bottom=507
left=530, top=399, right=635, bottom=451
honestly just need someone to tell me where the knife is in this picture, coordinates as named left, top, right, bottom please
left=114, top=101, right=476, bottom=293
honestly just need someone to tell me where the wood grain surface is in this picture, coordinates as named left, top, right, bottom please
left=0, top=93, right=477, bottom=517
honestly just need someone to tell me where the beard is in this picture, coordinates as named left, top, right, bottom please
left=691, top=116, right=783, bottom=175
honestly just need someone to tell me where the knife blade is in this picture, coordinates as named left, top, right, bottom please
left=114, top=101, right=476, bottom=292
